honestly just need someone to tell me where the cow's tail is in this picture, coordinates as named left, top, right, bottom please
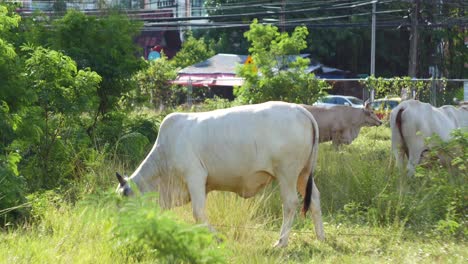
left=391, top=107, right=409, bottom=158
left=298, top=106, right=319, bottom=217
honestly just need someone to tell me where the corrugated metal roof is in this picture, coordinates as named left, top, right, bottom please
left=174, top=53, right=350, bottom=87
left=179, top=54, right=248, bottom=75
left=178, top=53, right=313, bottom=75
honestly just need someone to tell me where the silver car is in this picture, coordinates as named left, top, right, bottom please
left=313, top=95, right=364, bottom=108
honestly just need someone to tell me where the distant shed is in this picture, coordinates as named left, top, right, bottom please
left=172, top=53, right=358, bottom=100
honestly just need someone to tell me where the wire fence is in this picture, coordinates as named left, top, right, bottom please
left=183, top=77, right=468, bottom=107
left=325, top=78, right=468, bottom=106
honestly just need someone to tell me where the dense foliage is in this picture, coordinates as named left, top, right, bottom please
left=1, top=2, right=466, bottom=262
left=116, top=193, right=225, bottom=263
left=235, top=20, right=329, bottom=104
left=171, top=32, right=216, bottom=69
left=0, top=5, right=152, bottom=221
left=133, top=55, right=179, bottom=110
left=49, top=10, right=145, bottom=115
left=0, top=4, right=29, bottom=223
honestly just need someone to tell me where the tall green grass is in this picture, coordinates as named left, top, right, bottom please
left=1, top=124, right=466, bottom=263
left=0, top=191, right=225, bottom=264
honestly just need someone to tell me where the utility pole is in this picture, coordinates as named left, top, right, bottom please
left=280, top=0, right=286, bottom=32
left=186, top=0, right=191, bottom=33
left=370, top=1, right=376, bottom=101
left=408, top=0, right=420, bottom=98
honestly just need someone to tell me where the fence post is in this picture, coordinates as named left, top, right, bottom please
left=188, top=77, right=193, bottom=107
left=430, top=74, right=436, bottom=106
left=464, top=81, right=468, bottom=102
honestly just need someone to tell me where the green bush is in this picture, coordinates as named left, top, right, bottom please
left=319, top=127, right=467, bottom=239
left=0, top=152, right=28, bottom=226
left=94, top=111, right=160, bottom=168
left=410, top=129, right=467, bottom=238
left=115, top=194, right=226, bottom=264
left=235, top=19, right=329, bottom=105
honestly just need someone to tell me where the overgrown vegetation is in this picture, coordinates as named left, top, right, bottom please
left=1, top=125, right=466, bottom=263
left=235, top=19, right=329, bottom=104
left=1, top=3, right=466, bottom=263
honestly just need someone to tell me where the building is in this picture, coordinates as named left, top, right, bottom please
left=172, top=53, right=356, bottom=100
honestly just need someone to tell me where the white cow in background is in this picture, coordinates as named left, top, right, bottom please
left=301, top=103, right=382, bottom=147
left=115, top=101, right=324, bottom=248
left=390, top=99, right=468, bottom=176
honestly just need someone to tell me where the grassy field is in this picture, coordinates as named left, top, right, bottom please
left=1, top=126, right=466, bottom=263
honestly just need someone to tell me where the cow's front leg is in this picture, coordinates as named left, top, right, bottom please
left=187, top=172, right=215, bottom=232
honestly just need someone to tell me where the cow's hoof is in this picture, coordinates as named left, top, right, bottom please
left=272, top=239, right=288, bottom=248
left=214, top=234, right=225, bottom=244
left=317, top=234, right=326, bottom=241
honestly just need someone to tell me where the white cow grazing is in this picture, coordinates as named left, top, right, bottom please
left=301, top=103, right=382, bottom=147
left=390, top=99, right=468, bottom=176
left=116, top=101, right=324, bottom=247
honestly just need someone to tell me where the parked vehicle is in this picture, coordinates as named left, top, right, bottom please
left=371, top=97, right=401, bottom=120
left=371, top=97, right=401, bottom=111
left=313, top=95, right=364, bottom=108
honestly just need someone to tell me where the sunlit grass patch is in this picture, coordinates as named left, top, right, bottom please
left=1, top=115, right=467, bottom=264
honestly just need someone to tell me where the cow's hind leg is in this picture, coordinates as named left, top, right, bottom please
left=391, top=127, right=406, bottom=172
left=406, top=140, right=426, bottom=177
left=297, top=172, right=325, bottom=240
left=274, top=169, right=299, bottom=248
left=309, top=176, right=325, bottom=240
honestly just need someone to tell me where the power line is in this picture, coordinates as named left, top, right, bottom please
left=142, top=19, right=467, bottom=31
left=141, top=0, right=383, bottom=22
left=11, top=0, right=467, bottom=31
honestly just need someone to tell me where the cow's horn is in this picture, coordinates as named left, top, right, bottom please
left=116, top=172, right=127, bottom=186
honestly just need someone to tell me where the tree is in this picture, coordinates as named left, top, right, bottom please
left=0, top=4, right=29, bottom=112
left=133, top=55, right=178, bottom=110
left=17, top=46, right=101, bottom=189
left=235, top=19, right=329, bottom=104
left=0, top=3, right=28, bottom=224
left=171, top=32, right=215, bottom=69
left=49, top=10, right=144, bottom=116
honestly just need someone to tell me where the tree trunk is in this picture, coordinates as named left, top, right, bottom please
left=408, top=0, right=420, bottom=78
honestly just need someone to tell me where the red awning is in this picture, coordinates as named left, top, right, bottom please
left=171, top=75, right=244, bottom=87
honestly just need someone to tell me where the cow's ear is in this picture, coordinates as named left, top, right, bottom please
left=116, top=172, right=127, bottom=186
left=364, top=100, right=372, bottom=110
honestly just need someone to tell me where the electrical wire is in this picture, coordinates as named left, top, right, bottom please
left=10, top=0, right=467, bottom=31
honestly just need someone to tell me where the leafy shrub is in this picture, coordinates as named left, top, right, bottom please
left=27, top=189, right=66, bottom=222
left=95, top=111, right=160, bottom=168
left=318, top=127, right=467, bottom=239
left=189, top=96, right=239, bottom=112
left=115, top=132, right=150, bottom=166
left=115, top=194, right=226, bottom=264
left=0, top=152, right=28, bottom=226
left=406, top=129, right=467, bottom=237
left=235, top=19, right=329, bottom=105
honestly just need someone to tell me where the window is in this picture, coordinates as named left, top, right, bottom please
left=388, top=101, right=399, bottom=109
left=348, top=97, right=364, bottom=105
left=334, top=97, right=347, bottom=105
left=192, top=0, right=205, bottom=17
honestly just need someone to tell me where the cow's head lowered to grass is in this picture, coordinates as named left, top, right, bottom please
left=116, top=172, right=134, bottom=197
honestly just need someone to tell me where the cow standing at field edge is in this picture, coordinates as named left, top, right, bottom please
left=390, top=99, right=468, bottom=176
left=115, top=101, right=325, bottom=248
left=301, top=103, right=382, bottom=147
